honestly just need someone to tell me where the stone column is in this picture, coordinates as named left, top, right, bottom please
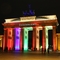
left=20, top=28, right=23, bottom=51
left=32, top=27, right=36, bottom=51
left=7, top=28, right=13, bottom=51
left=53, top=26, right=57, bottom=51
left=36, top=27, right=40, bottom=51
left=3, top=28, right=7, bottom=51
left=42, top=26, right=46, bottom=52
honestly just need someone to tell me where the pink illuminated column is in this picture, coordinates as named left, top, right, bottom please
left=32, top=27, right=36, bottom=50
left=53, top=26, right=57, bottom=51
left=3, top=28, right=7, bottom=51
left=42, top=26, right=46, bottom=52
left=14, top=28, right=21, bottom=50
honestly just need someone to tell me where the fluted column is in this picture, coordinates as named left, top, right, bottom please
left=42, top=26, right=46, bottom=52
left=3, top=28, right=7, bottom=51
left=7, top=28, right=13, bottom=51
left=36, top=27, right=40, bottom=51
left=36, top=27, right=42, bottom=51
left=32, top=27, right=36, bottom=50
left=20, top=28, right=23, bottom=51
left=3, top=28, right=5, bottom=51
left=53, top=26, right=57, bottom=51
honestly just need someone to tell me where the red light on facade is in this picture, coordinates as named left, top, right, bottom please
left=32, top=27, right=35, bottom=50
left=3, top=34, right=5, bottom=51
left=53, top=26, right=57, bottom=51
left=20, top=29, right=22, bottom=51
left=42, top=27, right=45, bottom=52
left=3, top=28, right=7, bottom=51
left=7, top=28, right=13, bottom=51
left=32, top=36, right=35, bottom=50
left=53, top=38, right=56, bottom=51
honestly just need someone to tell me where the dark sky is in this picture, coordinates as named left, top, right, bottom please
left=0, top=0, right=60, bottom=34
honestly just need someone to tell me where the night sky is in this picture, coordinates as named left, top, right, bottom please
left=0, top=0, right=60, bottom=34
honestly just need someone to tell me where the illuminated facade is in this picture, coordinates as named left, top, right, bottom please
left=56, top=33, right=60, bottom=51
left=0, top=35, right=3, bottom=48
left=2, top=15, right=58, bottom=52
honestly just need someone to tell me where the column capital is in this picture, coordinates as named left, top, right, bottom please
left=4, top=28, right=7, bottom=30
left=53, top=26, right=56, bottom=28
left=42, top=26, right=45, bottom=28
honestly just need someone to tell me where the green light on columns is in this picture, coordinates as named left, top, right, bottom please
left=24, top=38, right=28, bottom=51
left=24, top=27, right=33, bottom=51
left=27, top=27, right=33, bottom=30
left=24, top=28, right=28, bottom=51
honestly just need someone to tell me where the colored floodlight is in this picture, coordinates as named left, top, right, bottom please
left=45, top=26, right=52, bottom=52
left=15, top=28, right=21, bottom=50
left=24, top=27, right=33, bottom=51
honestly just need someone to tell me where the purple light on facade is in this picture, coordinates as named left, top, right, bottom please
left=15, top=28, right=21, bottom=50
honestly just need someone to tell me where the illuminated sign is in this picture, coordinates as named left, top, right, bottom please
left=19, top=24, right=35, bottom=26
left=20, top=16, right=36, bottom=21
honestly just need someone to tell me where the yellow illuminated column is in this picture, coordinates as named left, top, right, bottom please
left=45, top=27, right=48, bottom=52
left=53, top=26, right=57, bottom=51
left=45, top=26, right=53, bottom=52
left=57, top=34, right=60, bottom=51
left=36, top=27, right=42, bottom=51
left=0, top=39, right=2, bottom=48
left=0, top=35, right=3, bottom=48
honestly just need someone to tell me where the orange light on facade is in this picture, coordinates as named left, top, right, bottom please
left=32, top=27, right=35, bottom=50
left=0, top=35, right=3, bottom=48
left=53, top=26, right=57, bottom=51
left=3, top=34, right=5, bottom=51
left=57, top=33, right=60, bottom=51
left=3, top=28, right=7, bottom=51
left=2, top=15, right=58, bottom=52
left=42, top=27, right=45, bottom=52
